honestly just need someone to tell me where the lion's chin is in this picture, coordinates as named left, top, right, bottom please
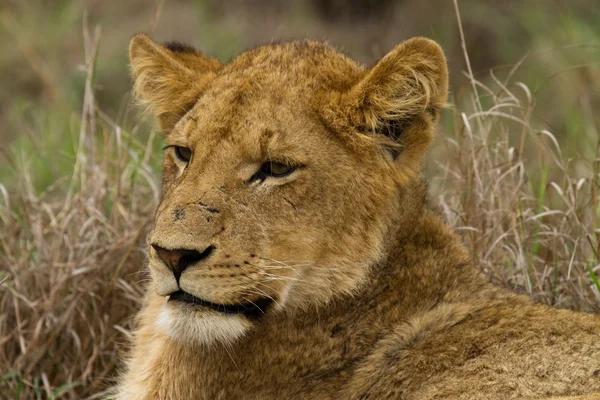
left=155, top=302, right=253, bottom=346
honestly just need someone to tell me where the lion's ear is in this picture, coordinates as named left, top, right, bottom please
left=345, top=37, right=448, bottom=134
left=129, top=34, right=221, bottom=132
left=338, top=37, right=448, bottom=170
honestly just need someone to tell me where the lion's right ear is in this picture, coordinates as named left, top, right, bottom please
left=129, top=34, right=221, bottom=132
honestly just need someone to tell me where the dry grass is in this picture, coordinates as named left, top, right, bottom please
left=0, top=26, right=159, bottom=399
left=431, top=72, right=600, bottom=312
left=1, top=9, right=599, bottom=400
left=428, top=1, right=600, bottom=312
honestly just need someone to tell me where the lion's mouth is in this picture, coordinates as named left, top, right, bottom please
left=168, top=290, right=273, bottom=317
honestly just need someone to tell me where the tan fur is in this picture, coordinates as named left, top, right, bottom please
left=116, top=35, right=600, bottom=399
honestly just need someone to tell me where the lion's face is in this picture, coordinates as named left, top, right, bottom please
left=129, top=36, right=448, bottom=345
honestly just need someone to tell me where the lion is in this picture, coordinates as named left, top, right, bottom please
left=115, top=34, right=600, bottom=399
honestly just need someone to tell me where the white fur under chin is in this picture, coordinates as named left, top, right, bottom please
left=155, top=303, right=252, bottom=346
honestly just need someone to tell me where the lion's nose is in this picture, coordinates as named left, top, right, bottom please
left=151, top=244, right=215, bottom=283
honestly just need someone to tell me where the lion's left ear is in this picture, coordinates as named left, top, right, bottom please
left=129, top=34, right=221, bottom=132
left=330, top=37, right=448, bottom=178
left=345, top=37, right=448, bottom=130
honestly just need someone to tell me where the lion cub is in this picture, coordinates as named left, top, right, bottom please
left=116, top=35, right=600, bottom=399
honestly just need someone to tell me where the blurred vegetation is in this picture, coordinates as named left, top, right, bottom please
left=1, top=0, right=599, bottom=191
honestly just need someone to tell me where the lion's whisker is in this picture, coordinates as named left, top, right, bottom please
left=243, top=287, right=284, bottom=310
left=240, top=295, right=267, bottom=314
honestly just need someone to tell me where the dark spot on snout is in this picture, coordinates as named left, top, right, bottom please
left=594, top=369, right=600, bottom=377
left=173, top=208, right=185, bottom=221
left=330, top=324, right=342, bottom=338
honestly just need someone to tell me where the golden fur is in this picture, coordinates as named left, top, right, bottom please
left=116, top=34, right=600, bottom=399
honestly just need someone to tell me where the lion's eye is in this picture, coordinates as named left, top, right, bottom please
left=262, top=161, right=294, bottom=177
left=249, top=160, right=297, bottom=183
left=261, top=161, right=295, bottom=177
left=174, top=146, right=192, bottom=163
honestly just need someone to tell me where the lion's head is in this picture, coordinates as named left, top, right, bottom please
left=129, top=35, right=448, bottom=345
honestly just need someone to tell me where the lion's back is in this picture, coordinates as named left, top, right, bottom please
left=341, top=301, right=600, bottom=399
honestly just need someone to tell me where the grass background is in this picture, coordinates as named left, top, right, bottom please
left=1, top=0, right=599, bottom=398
